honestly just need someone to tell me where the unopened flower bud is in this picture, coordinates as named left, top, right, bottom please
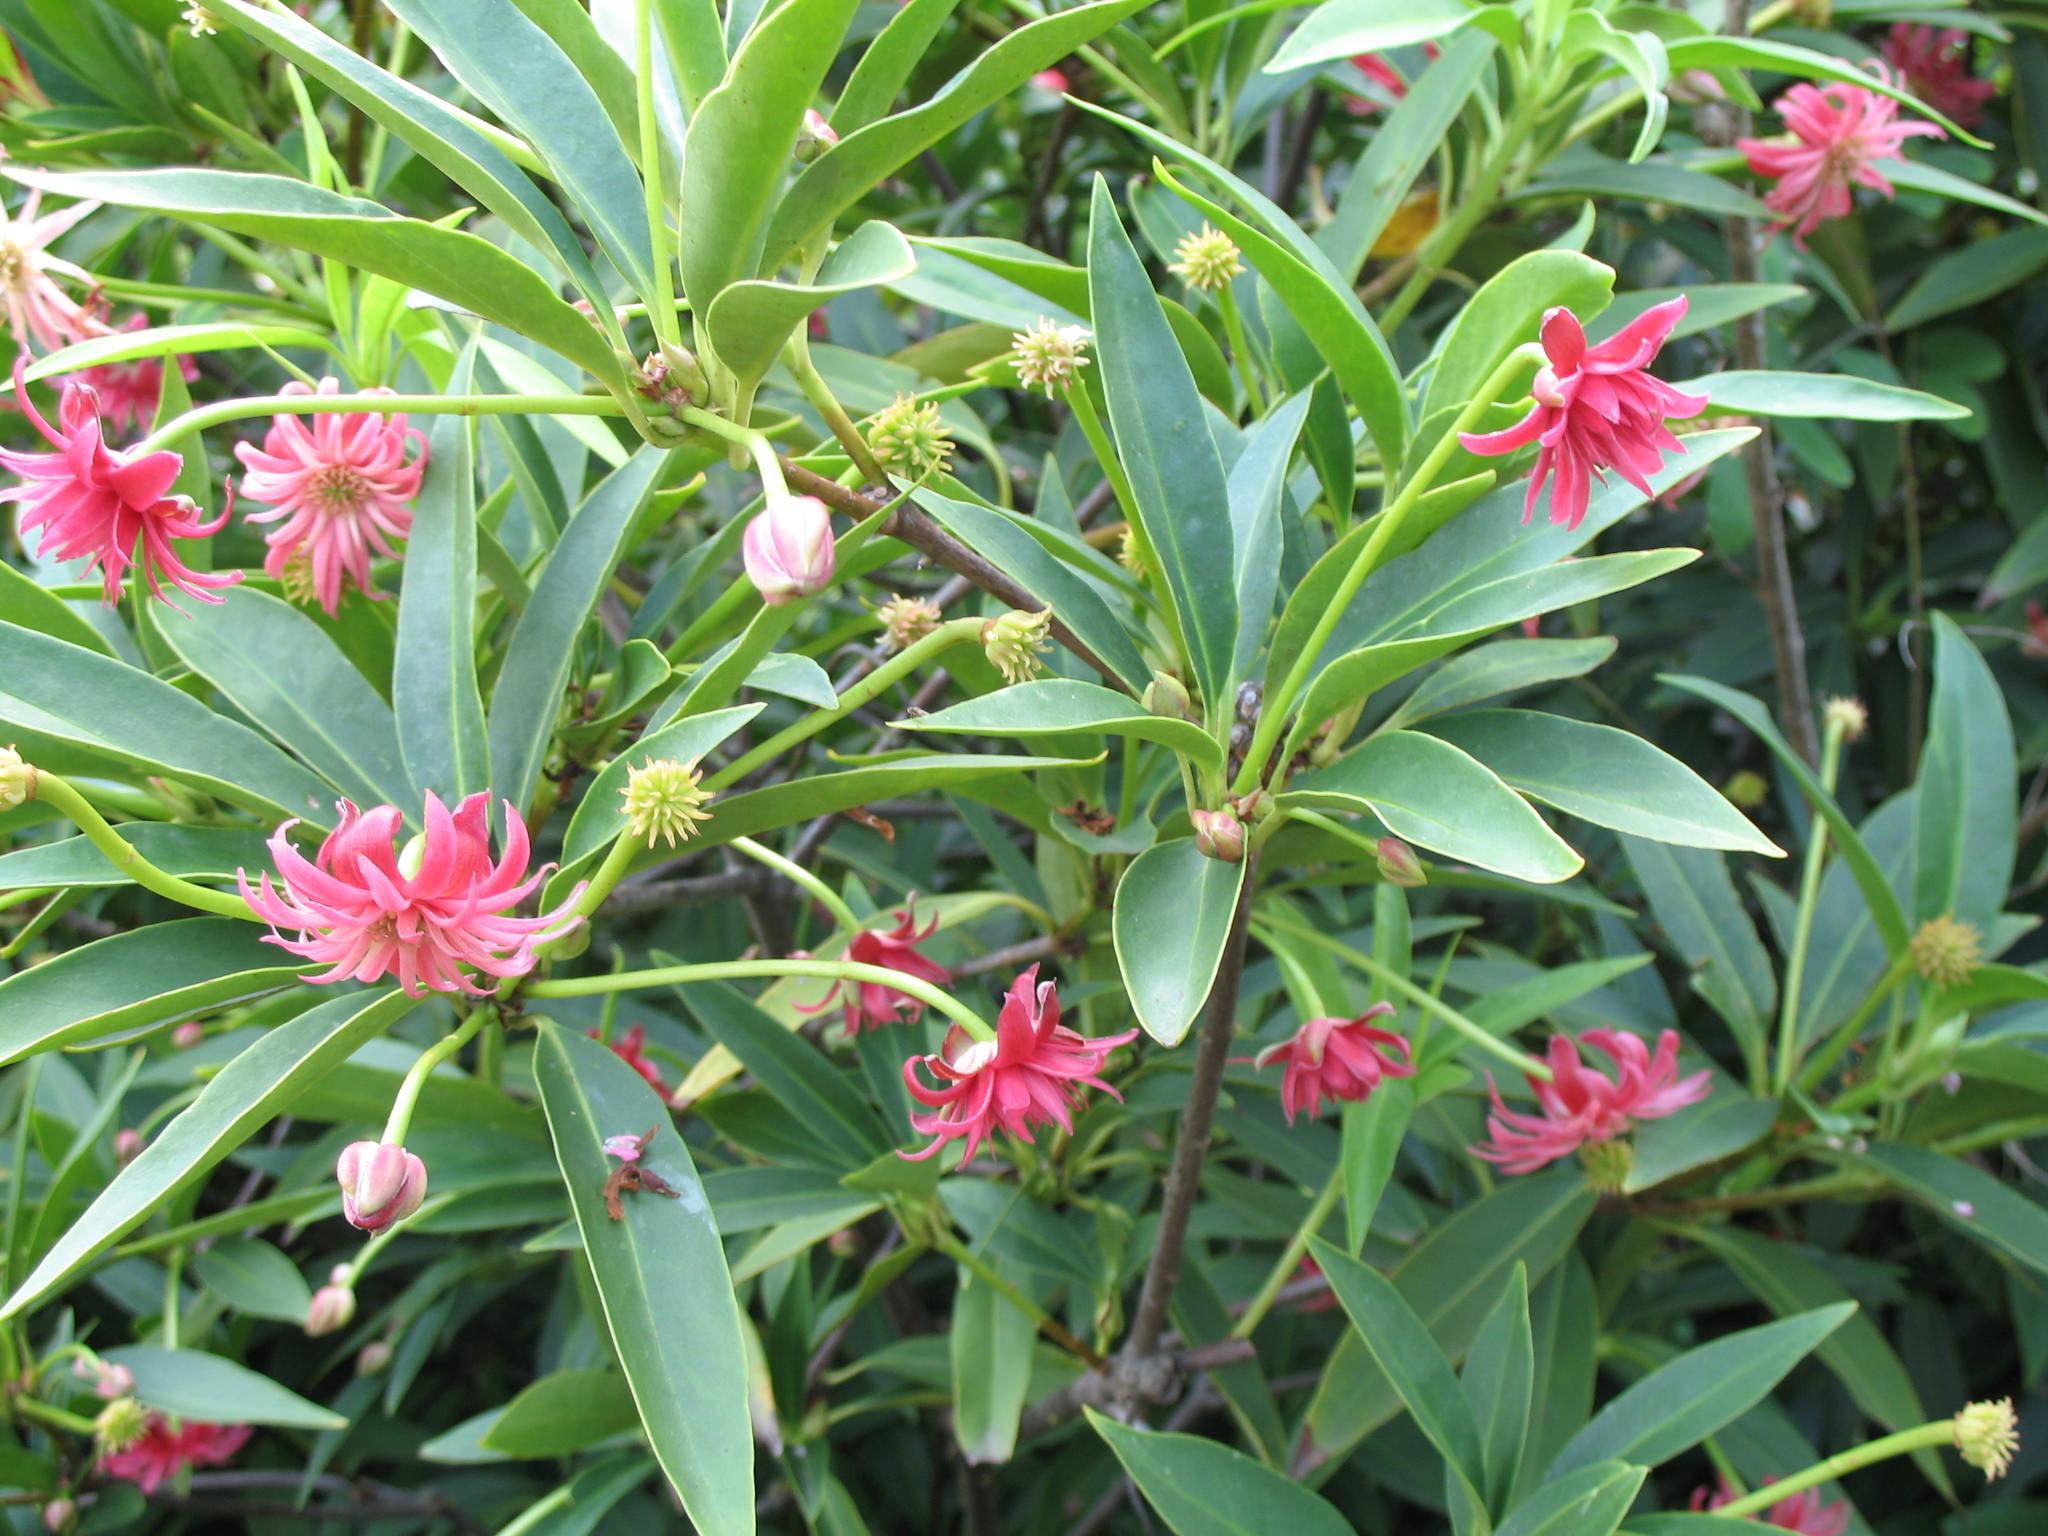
left=981, top=608, right=1052, bottom=684
left=1376, top=837, right=1425, bottom=888
left=1954, top=1397, right=2019, bottom=1479
left=1233, top=789, right=1275, bottom=825
left=1822, top=695, right=1868, bottom=742
left=93, top=1396, right=149, bottom=1454
left=826, top=1227, right=860, bottom=1259
left=867, top=395, right=953, bottom=480
left=1117, top=526, right=1147, bottom=579
left=1192, top=809, right=1245, bottom=863
left=794, top=107, right=838, bottom=160
left=1168, top=223, right=1245, bottom=292
left=1722, top=769, right=1768, bottom=809
left=1578, top=1137, right=1633, bottom=1194
left=621, top=758, right=712, bottom=849
left=743, top=494, right=836, bottom=605
left=877, top=593, right=943, bottom=651
left=171, top=1021, right=204, bottom=1050
left=114, top=1129, right=143, bottom=1166
left=42, top=1497, right=74, bottom=1532
left=336, top=1141, right=427, bottom=1233
left=306, top=1282, right=356, bottom=1337
left=1143, top=672, right=1192, bottom=720
left=1910, top=914, right=1982, bottom=990
left=356, top=1340, right=393, bottom=1376
left=657, top=341, right=707, bottom=402
left=0, top=746, right=34, bottom=811
left=1011, top=318, right=1091, bottom=395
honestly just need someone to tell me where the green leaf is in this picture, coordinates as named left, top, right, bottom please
left=25, top=320, right=333, bottom=384
left=534, top=1023, right=753, bottom=1535
left=489, top=447, right=670, bottom=814
left=1088, top=179, right=1238, bottom=706
left=1621, top=835, right=1775, bottom=1046
left=481, top=1370, right=640, bottom=1457
left=3, top=166, right=626, bottom=390
left=1497, top=1460, right=1646, bottom=1536
left=1113, top=838, right=1248, bottom=1046
left=0, top=919, right=297, bottom=1068
left=762, top=0, right=1151, bottom=267
left=0, top=622, right=333, bottom=823
left=155, top=587, right=413, bottom=815
left=1859, top=1141, right=2048, bottom=1277
left=1888, top=157, right=2048, bottom=227
left=1544, top=1304, right=1853, bottom=1481
left=951, top=1261, right=1035, bottom=1464
left=1425, top=710, right=1781, bottom=856
left=832, top=0, right=959, bottom=134
left=394, top=394, right=489, bottom=802
left=1913, top=612, right=2015, bottom=930
left=0, top=562, right=111, bottom=654
left=4, top=988, right=419, bottom=1319
left=554, top=704, right=763, bottom=881
left=1383, top=638, right=1617, bottom=731
left=1560, top=12, right=1668, bottom=161
left=1266, top=0, right=1479, bottom=71
left=191, top=1237, right=314, bottom=1325
left=102, top=1346, right=346, bottom=1431
left=707, top=221, right=917, bottom=399
left=1516, top=154, right=1765, bottom=219
left=1309, top=1239, right=1489, bottom=1502
left=1674, top=369, right=1969, bottom=421
left=1087, top=1410, right=1355, bottom=1536
left=1287, top=731, right=1582, bottom=884
left=1463, top=1264, right=1533, bottom=1518
left=903, top=681, right=1223, bottom=776
left=1341, top=1079, right=1411, bottom=1254
left=1588, top=284, right=1807, bottom=343
left=1887, top=228, right=2048, bottom=330
left=1662, top=36, right=1984, bottom=143
left=1227, top=390, right=1311, bottom=681
left=1625, top=1096, right=1775, bottom=1193
left=0, top=826, right=273, bottom=890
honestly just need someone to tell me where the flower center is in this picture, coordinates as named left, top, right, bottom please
left=307, top=462, right=371, bottom=516
left=948, top=1039, right=999, bottom=1074
left=0, top=240, right=23, bottom=291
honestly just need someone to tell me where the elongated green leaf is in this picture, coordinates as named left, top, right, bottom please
left=1516, top=155, right=1767, bottom=220
left=0, top=562, right=109, bottom=654
left=490, top=448, right=669, bottom=813
left=903, top=681, right=1223, bottom=776
left=155, top=587, right=412, bottom=814
left=4, top=988, right=418, bottom=1318
left=1662, top=35, right=1982, bottom=142
left=1887, top=228, right=2048, bottom=330
left=1088, top=1410, right=1354, bottom=1536
left=553, top=704, right=763, bottom=888
left=1341, top=1079, right=1411, bottom=1254
left=1622, top=835, right=1775, bottom=1041
left=1913, top=613, right=2015, bottom=930
left=1088, top=179, right=1237, bottom=705
left=832, top=0, right=961, bottom=134
left=26, top=320, right=332, bottom=383
left=190, top=1236, right=314, bottom=1325
left=534, top=1023, right=753, bottom=1535
left=952, top=1261, right=1035, bottom=1464
left=104, top=1346, right=345, bottom=1430
left=1227, top=390, right=1310, bottom=680
left=3, top=167, right=625, bottom=390
left=1625, top=1096, right=1775, bottom=1193
left=1859, top=1141, right=2048, bottom=1277
left=395, top=394, right=489, bottom=802
left=1545, top=1305, right=1853, bottom=1480
left=1498, top=1460, right=1646, bottom=1536
left=1267, top=0, right=1478, bottom=71
left=762, top=0, right=1151, bottom=267
left=1385, top=639, right=1617, bottom=731
left=1675, top=370, right=1969, bottom=421
left=1463, top=1263, right=1533, bottom=1517
left=1426, top=710, right=1781, bottom=856
left=1113, top=838, right=1247, bottom=1046
left=482, top=1370, right=639, bottom=1457
left=1310, top=1239, right=1488, bottom=1500
left=1288, top=731, right=1582, bottom=884
left=1889, top=157, right=2048, bottom=227
left=0, top=827, right=272, bottom=891
left=707, top=220, right=916, bottom=398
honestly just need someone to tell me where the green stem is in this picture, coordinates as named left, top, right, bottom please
left=731, top=836, right=861, bottom=934
left=933, top=1230, right=1106, bottom=1367
left=31, top=774, right=257, bottom=920
left=1774, top=720, right=1847, bottom=1095
left=568, top=829, right=644, bottom=923
left=1063, top=383, right=1138, bottom=533
left=1231, top=344, right=1544, bottom=796
left=13, top=1398, right=97, bottom=1436
left=162, top=1248, right=183, bottom=1351
left=634, top=0, right=681, bottom=351
left=787, top=342, right=888, bottom=484
left=381, top=1010, right=488, bottom=1146
left=1216, top=285, right=1265, bottom=413
left=1231, top=1170, right=1342, bottom=1340
left=1713, top=1421, right=1953, bottom=1520
left=131, top=391, right=629, bottom=457
left=1798, top=950, right=1913, bottom=1096
left=528, top=958, right=993, bottom=1041
left=673, top=404, right=789, bottom=496
left=704, top=617, right=984, bottom=789
left=1256, top=914, right=1552, bottom=1080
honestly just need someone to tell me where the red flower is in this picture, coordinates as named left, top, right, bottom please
left=1343, top=44, right=1438, bottom=113
left=1253, top=1003, right=1414, bottom=1123
left=99, top=1415, right=252, bottom=1495
left=1473, top=1028, right=1711, bottom=1175
left=1737, top=71, right=1941, bottom=247
left=799, top=898, right=953, bottom=1037
left=1459, top=298, right=1708, bottom=532
left=0, top=356, right=238, bottom=608
left=1883, top=25, right=1995, bottom=130
left=1692, top=1477, right=1850, bottom=1535
left=2024, top=600, right=2048, bottom=658
left=593, top=1023, right=666, bottom=1093
left=902, top=966, right=1136, bottom=1165
left=70, top=316, right=198, bottom=436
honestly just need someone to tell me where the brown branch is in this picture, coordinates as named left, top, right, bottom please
left=1016, top=1339, right=1256, bottom=1441
left=953, top=933, right=1073, bottom=980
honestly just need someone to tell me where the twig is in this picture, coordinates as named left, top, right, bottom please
left=602, top=868, right=763, bottom=915
left=1016, top=1339, right=1256, bottom=1440
left=1276, top=92, right=1327, bottom=213
left=953, top=934, right=1070, bottom=980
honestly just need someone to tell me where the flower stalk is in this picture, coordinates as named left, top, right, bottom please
left=381, top=1009, right=488, bottom=1147
left=1231, top=1169, right=1342, bottom=1340
left=30, top=773, right=258, bottom=920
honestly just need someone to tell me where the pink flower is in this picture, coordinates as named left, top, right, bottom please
left=69, top=315, right=198, bottom=437
left=0, top=356, right=237, bottom=608
left=0, top=191, right=107, bottom=355
left=742, top=492, right=835, bottom=604
left=1030, top=68, right=1068, bottom=93
left=1473, top=1028, right=1711, bottom=1174
left=1883, top=25, right=1995, bottom=130
left=1692, top=1477, right=1850, bottom=1535
left=902, top=965, right=1137, bottom=1165
left=1253, top=1004, right=1415, bottom=1123
left=592, top=1023, right=666, bottom=1092
left=1344, top=44, right=1437, bottom=112
left=238, top=792, right=583, bottom=997
left=1458, top=298, right=1708, bottom=532
left=1737, top=70, right=1942, bottom=247
left=233, top=377, right=427, bottom=617
left=99, top=1416, right=252, bottom=1495
left=799, top=898, right=953, bottom=1037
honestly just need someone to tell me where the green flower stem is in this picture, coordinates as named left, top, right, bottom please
left=566, top=830, right=645, bottom=924
left=1797, top=949, right=1914, bottom=1097
left=1773, top=715, right=1849, bottom=1095
left=162, top=1248, right=183, bottom=1350
left=932, top=1229, right=1106, bottom=1368
left=1290, top=807, right=1387, bottom=863
left=704, top=616, right=985, bottom=790
left=634, top=0, right=682, bottom=351
left=1215, top=285, right=1265, bottom=414
left=1713, top=1420, right=1953, bottom=1520
left=673, top=403, right=790, bottom=497
left=13, top=1398, right=97, bottom=1436
left=1231, top=1169, right=1342, bottom=1340
left=730, top=835, right=862, bottom=935
left=334, top=1211, right=410, bottom=1289
left=786, top=339, right=888, bottom=485
left=1062, top=383, right=1140, bottom=542
left=130, top=391, right=631, bottom=458
left=1231, top=343, right=1545, bottom=797
left=380, top=1009, right=489, bottom=1147
left=31, top=773, right=257, bottom=920
left=1256, top=912, right=1553, bottom=1080
left=528, top=958, right=994, bottom=1041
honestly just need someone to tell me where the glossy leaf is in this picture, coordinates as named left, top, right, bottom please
left=832, top=0, right=961, bottom=134
left=1497, top=1460, right=1646, bottom=1536
left=1267, top=0, right=1479, bottom=71
left=0, top=827, right=273, bottom=891
left=191, top=1237, right=314, bottom=1325
left=706, top=221, right=917, bottom=399
left=1675, top=370, right=1969, bottom=421
left=103, top=1346, right=346, bottom=1430
left=951, top=1262, right=1035, bottom=1464
left=1860, top=1142, right=2048, bottom=1277
left=1661, top=36, right=1982, bottom=142
left=1227, top=390, right=1311, bottom=681
left=25, top=319, right=332, bottom=382
left=1463, top=1263, right=1533, bottom=1517
left=1625, top=1097, right=1775, bottom=1193
left=1341, top=1079, right=1411, bottom=1254
left=903, top=681, right=1223, bottom=776
left=1088, top=1410, right=1354, bottom=1536
left=1913, top=612, right=2015, bottom=930
left=1113, top=838, right=1247, bottom=1046
left=1383, top=638, right=1617, bottom=731
left=1622, top=836, right=1776, bottom=1047
left=481, top=1370, right=640, bottom=1457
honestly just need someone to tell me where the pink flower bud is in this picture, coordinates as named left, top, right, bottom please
left=335, top=1141, right=427, bottom=1233
left=795, top=108, right=838, bottom=160
left=41, top=1497, right=74, bottom=1533
left=1191, top=809, right=1245, bottom=863
left=1376, top=837, right=1426, bottom=888
left=356, top=1340, right=393, bottom=1376
left=171, top=1021, right=204, bottom=1050
left=113, top=1128, right=143, bottom=1165
left=742, top=494, right=836, bottom=605
left=1030, top=69, right=1068, bottom=94
left=305, top=1282, right=356, bottom=1337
